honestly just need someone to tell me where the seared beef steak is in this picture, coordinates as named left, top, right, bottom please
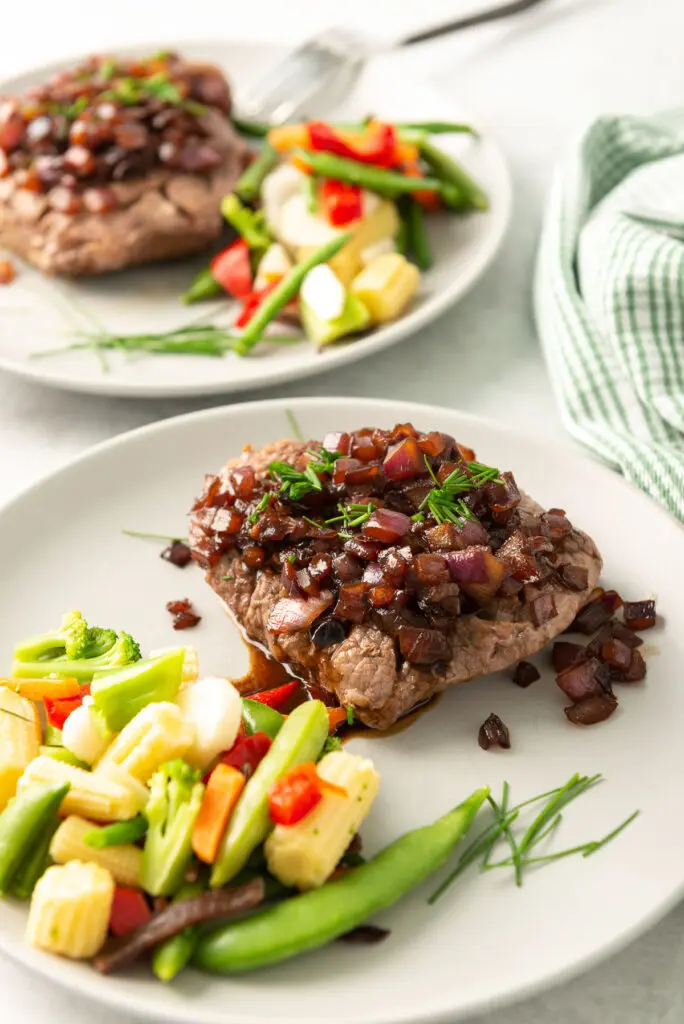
left=0, top=52, right=248, bottom=276
left=189, top=429, right=603, bottom=730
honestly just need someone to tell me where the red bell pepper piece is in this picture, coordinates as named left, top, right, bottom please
left=109, top=887, right=153, bottom=937
left=320, top=179, right=363, bottom=226
left=44, top=684, right=90, bottom=730
left=308, top=120, right=397, bottom=167
left=234, top=281, right=279, bottom=329
left=268, top=761, right=347, bottom=826
left=219, top=732, right=272, bottom=780
left=248, top=680, right=301, bottom=713
left=210, top=239, right=253, bottom=299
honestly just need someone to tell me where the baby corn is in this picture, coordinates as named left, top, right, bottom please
left=18, top=755, right=141, bottom=822
left=0, top=688, right=40, bottom=811
left=265, top=751, right=380, bottom=890
left=26, top=861, right=114, bottom=959
left=95, top=702, right=195, bottom=784
left=51, top=816, right=142, bottom=888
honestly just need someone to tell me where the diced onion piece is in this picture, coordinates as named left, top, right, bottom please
left=383, top=437, right=424, bottom=481
left=362, top=508, right=411, bottom=544
left=267, top=592, right=334, bottom=634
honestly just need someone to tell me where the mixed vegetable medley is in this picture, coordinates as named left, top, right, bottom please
left=0, top=606, right=639, bottom=981
left=0, top=608, right=491, bottom=977
left=181, top=117, right=488, bottom=353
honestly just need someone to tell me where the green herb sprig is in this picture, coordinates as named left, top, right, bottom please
left=325, top=502, right=376, bottom=538
left=122, top=530, right=188, bottom=543
left=269, top=448, right=342, bottom=502
left=420, top=456, right=503, bottom=525
left=428, top=773, right=638, bottom=903
left=248, top=494, right=271, bottom=525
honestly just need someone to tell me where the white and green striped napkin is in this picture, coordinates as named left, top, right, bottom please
left=534, top=113, right=684, bottom=521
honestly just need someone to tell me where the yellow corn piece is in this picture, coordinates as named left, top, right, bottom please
left=95, top=761, right=149, bottom=814
left=17, top=755, right=141, bottom=822
left=351, top=252, right=420, bottom=324
left=0, top=688, right=40, bottom=811
left=265, top=751, right=380, bottom=890
left=50, top=816, right=142, bottom=888
left=95, top=701, right=194, bottom=784
left=26, top=861, right=114, bottom=959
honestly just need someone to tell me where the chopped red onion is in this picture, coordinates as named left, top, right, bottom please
left=445, top=547, right=487, bottom=584
left=267, top=591, right=334, bottom=633
left=335, top=582, right=369, bottom=623
left=512, top=661, right=540, bottom=687
left=565, top=695, right=618, bottom=726
left=383, top=437, right=425, bottom=481
left=552, top=641, right=587, bottom=673
left=398, top=627, right=450, bottom=665
left=556, top=657, right=605, bottom=703
left=531, top=593, right=557, bottom=627
left=478, top=713, right=511, bottom=750
left=362, top=508, right=411, bottom=544
left=623, top=599, right=656, bottom=631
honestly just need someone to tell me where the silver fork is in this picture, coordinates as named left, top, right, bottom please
left=237, top=0, right=552, bottom=124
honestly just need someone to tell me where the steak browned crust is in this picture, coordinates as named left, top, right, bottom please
left=190, top=438, right=603, bottom=730
left=0, top=109, right=248, bottom=276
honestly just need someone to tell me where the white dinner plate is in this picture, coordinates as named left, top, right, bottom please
left=0, top=42, right=511, bottom=398
left=1, top=396, right=681, bottom=1024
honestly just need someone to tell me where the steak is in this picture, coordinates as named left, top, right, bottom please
left=189, top=430, right=603, bottom=730
left=0, top=53, right=249, bottom=276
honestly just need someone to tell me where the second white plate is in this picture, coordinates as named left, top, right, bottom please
left=0, top=41, right=511, bottom=398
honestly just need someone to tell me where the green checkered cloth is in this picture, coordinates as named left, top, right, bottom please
left=534, top=113, right=684, bottom=521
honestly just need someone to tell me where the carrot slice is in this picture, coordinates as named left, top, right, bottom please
left=326, top=707, right=348, bottom=732
left=192, top=763, right=246, bottom=864
left=0, top=677, right=83, bottom=700
left=267, top=124, right=311, bottom=152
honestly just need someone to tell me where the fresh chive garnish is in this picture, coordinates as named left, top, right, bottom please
left=346, top=706, right=355, bottom=726
left=269, top=448, right=341, bottom=502
left=248, top=494, right=271, bottom=524
left=420, top=455, right=502, bottom=525
left=428, top=774, right=638, bottom=903
left=285, top=408, right=303, bottom=440
left=123, top=530, right=188, bottom=543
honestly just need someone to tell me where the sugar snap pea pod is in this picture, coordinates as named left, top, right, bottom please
left=10, top=816, right=59, bottom=900
left=292, top=149, right=446, bottom=199
left=182, top=267, right=223, bottom=305
left=416, top=137, right=488, bottom=211
left=406, top=198, right=432, bottom=270
left=0, top=781, right=70, bottom=893
left=232, top=234, right=351, bottom=356
left=241, top=698, right=285, bottom=740
left=152, top=881, right=204, bottom=982
left=210, top=700, right=329, bottom=887
left=196, top=787, right=489, bottom=973
left=235, top=142, right=279, bottom=204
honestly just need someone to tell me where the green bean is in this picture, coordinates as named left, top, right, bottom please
left=406, top=198, right=432, bottom=270
left=195, top=787, right=489, bottom=973
left=210, top=700, right=329, bottom=887
left=394, top=208, right=409, bottom=257
left=232, top=234, right=351, bottom=356
left=292, top=149, right=446, bottom=199
left=10, top=817, right=59, bottom=900
left=398, top=121, right=478, bottom=136
left=416, top=137, right=488, bottom=211
left=241, top=699, right=285, bottom=740
left=182, top=267, right=222, bottom=305
left=235, top=142, right=279, bottom=204
left=152, top=882, right=204, bottom=982
left=0, top=781, right=70, bottom=893
left=231, top=116, right=271, bottom=138
left=220, top=194, right=271, bottom=250
left=84, top=815, right=147, bottom=849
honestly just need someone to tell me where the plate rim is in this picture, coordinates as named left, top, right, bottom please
left=0, top=39, right=513, bottom=399
left=1, top=393, right=681, bottom=1024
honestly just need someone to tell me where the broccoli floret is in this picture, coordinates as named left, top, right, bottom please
left=14, top=609, right=88, bottom=663
left=141, top=760, right=205, bottom=897
left=82, top=627, right=118, bottom=659
left=13, top=613, right=141, bottom=683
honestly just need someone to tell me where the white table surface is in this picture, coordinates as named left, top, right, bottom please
left=2, top=1, right=684, bottom=1020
